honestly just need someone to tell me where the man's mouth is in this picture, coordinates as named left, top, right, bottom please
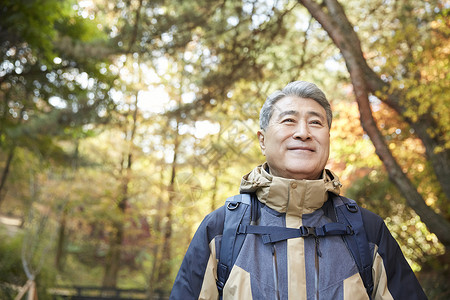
left=288, top=146, right=315, bottom=152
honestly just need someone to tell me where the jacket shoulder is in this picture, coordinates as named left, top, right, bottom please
left=359, top=207, right=385, bottom=245
left=170, top=206, right=226, bottom=300
left=197, top=205, right=226, bottom=243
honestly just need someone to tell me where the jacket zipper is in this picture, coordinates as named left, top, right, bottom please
left=272, top=244, right=280, bottom=300
left=314, top=237, right=322, bottom=300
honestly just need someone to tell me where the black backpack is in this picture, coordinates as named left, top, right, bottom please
left=216, top=193, right=374, bottom=299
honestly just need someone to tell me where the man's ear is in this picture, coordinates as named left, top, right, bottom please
left=257, top=130, right=266, bottom=156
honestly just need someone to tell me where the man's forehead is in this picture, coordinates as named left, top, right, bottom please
left=271, top=100, right=326, bottom=118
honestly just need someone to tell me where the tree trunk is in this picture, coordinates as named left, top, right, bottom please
left=55, top=140, right=80, bottom=271
left=102, top=96, right=139, bottom=288
left=364, top=69, right=450, bottom=200
left=0, top=145, right=14, bottom=206
left=55, top=207, right=67, bottom=271
left=298, top=0, right=450, bottom=248
left=148, top=200, right=163, bottom=297
left=147, top=167, right=165, bottom=299
left=102, top=224, right=124, bottom=288
left=410, top=120, right=450, bottom=199
left=155, top=118, right=180, bottom=292
left=211, top=171, right=219, bottom=212
left=102, top=156, right=130, bottom=288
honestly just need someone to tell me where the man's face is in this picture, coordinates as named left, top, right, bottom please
left=257, top=96, right=330, bottom=180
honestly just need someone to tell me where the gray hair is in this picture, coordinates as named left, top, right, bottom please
left=259, top=81, right=332, bottom=130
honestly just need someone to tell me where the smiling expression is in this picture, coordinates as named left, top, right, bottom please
left=257, top=96, right=330, bottom=180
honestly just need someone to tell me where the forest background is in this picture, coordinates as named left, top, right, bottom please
left=0, top=0, right=448, bottom=299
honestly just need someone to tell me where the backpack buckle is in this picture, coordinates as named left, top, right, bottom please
left=227, top=201, right=240, bottom=210
left=299, top=226, right=317, bottom=237
left=347, top=225, right=355, bottom=235
left=216, top=280, right=224, bottom=295
left=346, top=203, right=358, bottom=213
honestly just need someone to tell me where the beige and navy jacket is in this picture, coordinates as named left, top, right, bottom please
left=171, top=164, right=426, bottom=299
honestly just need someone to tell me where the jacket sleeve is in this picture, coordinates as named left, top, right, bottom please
left=361, top=208, right=427, bottom=300
left=170, top=206, right=225, bottom=300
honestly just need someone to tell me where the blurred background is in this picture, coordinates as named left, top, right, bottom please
left=0, top=0, right=448, bottom=299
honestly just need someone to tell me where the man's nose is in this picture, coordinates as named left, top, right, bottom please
left=293, top=122, right=311, bottom=140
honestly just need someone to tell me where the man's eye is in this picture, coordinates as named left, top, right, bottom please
left=282, top=118, right=295, bottom=123
left=310, top=120, right=323, bottom=125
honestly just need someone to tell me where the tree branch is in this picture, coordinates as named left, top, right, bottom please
left=299, top=0, right=450, bottom=247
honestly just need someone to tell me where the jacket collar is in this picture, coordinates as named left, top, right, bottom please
left=240, top=163, right=341, bottom=217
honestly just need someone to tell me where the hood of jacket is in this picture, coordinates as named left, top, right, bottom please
left=239, top=162, right=341, bottom=218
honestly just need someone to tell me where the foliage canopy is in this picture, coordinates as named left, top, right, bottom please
left=0, top=0, right=448, bottom=298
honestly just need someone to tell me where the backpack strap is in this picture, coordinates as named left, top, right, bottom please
left=216, top=193, right=253, bottom=297
left=216, top=193, right=374, bottom=299
left=237, top=222, right=353, bottom=244
left=333, top=195, right=374, bottom=299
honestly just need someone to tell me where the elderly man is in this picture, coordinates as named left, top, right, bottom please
left=170, top=81, right=426, bottom=299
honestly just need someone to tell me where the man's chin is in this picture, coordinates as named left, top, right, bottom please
left=285, top=167, right=322, bottom=180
